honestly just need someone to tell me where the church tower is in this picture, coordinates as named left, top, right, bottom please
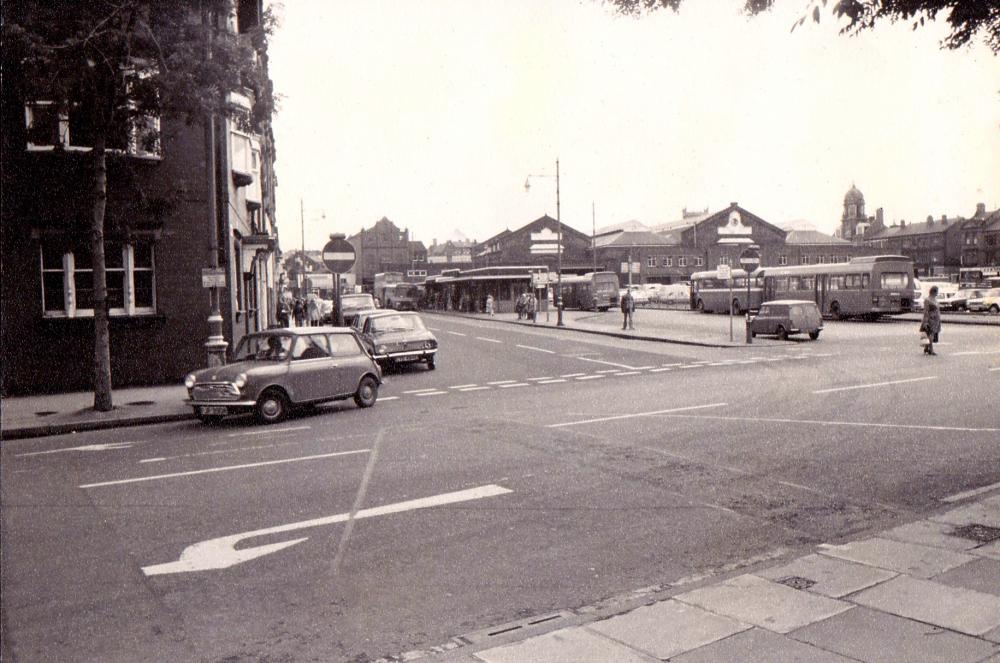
left=841, top=184, right=866, bottom=241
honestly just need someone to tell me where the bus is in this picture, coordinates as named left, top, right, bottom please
left=757, top=255, right=916, bottom=319
left=374, top=272, right=422, bottom=310
left=689, top=268, right=763, bottom=314
left=558, top=271, right=620, bottom=311
left=958, top=266, right=1000, bottom=289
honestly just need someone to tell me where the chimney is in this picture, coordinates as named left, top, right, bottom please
left=876, top=208, right=884, bottom=226
left=927, top=215, right=934, bottom=227
left=730, top=202, right=738, bottom=208
left=976, top=203, right=987, bottom=218
left=941, top=214, right=948, bottom=226
left=900, top=220, right=906, bottom=228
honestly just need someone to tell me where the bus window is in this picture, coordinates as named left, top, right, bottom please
left=881, top=273, right=907, bottom=288
left=862, top=274, right=870, bottom=288
left=829, top=276, right=844, bottom=290
left=801, top=276, right=815, bottom=290
left=776, top=277, right=789, bottom=291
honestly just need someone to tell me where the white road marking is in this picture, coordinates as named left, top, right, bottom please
left=458, top=386, right=491, bottom=392
left=475, top=337, right=502, bottom=343
left=403, top=388, right=439, bottom=394
left=516, top=344, right=556, bottom=354
left=426, top=326, right=440, bottom=330
left=661, top=363, right=683, bottom=367
left=447, top=331, right=466, bottom=336
left=498, top=383, right=530, bottom=388
left=573, top=356, right=640, bottom=369
left=813, top=376, right=936, bottom=394
left=548, top=402, right=728, bottom=428
left=631, top=366, right=654, bottom=370
left=615, top=371, right=641, bottom=376
left=488, top=380, right=516, bottom=385
left=596, top=369, right=619, bottom=373
left=708, top=362, right=727, bottom=366
left=538, top=379, right=567, bottom=384
left=142, top=484, right=513, bottom=575
left=990, top=367, right=1000, bottom=372
left=449, top=384, right=478, bottom=389
left=379, top=396, right=400, bottom=401
left=16, top=442, right=135, bottom=457
left=81, top=450, right=370, bottom=488
left=679, top=364, right=702, bottom=369
left=527, top=376, right=554, bottom=381
left=415, top=391, right=447, bottom=397
left=140, top=458, right=166, bottom=463
left=137, top=442, right=301, bottom=464
left=227, top=426, right=309, bottom=438
left=560, top=373, right=586, bottom=378
left=649, top=368, right=672, bottom=373
left=661, top=412, right=999, bottom=434
left=942, top=481, right=1000, bottom=503
left=575, top=375, right=605, bottom=381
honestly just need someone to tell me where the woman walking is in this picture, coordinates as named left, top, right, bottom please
left=921, top=285, right=941, bottom=355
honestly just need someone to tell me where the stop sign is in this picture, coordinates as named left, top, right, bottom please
left=739, top=245, right=760, bottom=269
left=322, top=237, right=356, bottom=273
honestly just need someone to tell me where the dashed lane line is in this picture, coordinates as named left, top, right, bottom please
left=813, top=376, right=936, bottom=394
left=380, top=396, right=400, bottom=401
left=538, top=379, right=567, bottom=384
left=516, top=344, right=556, bottom=354
left=560, top=373, right=586, bottom=378
left=575, top=375, right=605, bottom=381
left=527, top=376, right=554, bottom=381
left=81, top=450, right=370, bottom=488
left=227, top=426, right=310, bottom=437
left=649, top=368, right=672, bottom=373
left=596, top=369, right=619, bottom=373
left=488, top=380, right=516, bottom=385
left=449, top=384, right=478, bottom=389
left=498, top=383, right=530, bottom=388
left=548, top=402, right=727, bottom=428
left=614, top=371, right=641, bottom=376
left=458, top=386, right=491, bottom=392
left=662, top=412, right=1000, bottom=434
left=415, top=391, right=448, bottom=397
left=446, top=331, right=467, bottom=336
left=403, top=388, right=440, bottom=394
left=475, top=337, right=502, bottom=343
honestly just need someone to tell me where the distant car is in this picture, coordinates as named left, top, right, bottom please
left=184, top=327, right=382, bottom=424
left=619, top=287, right=649, bottom=307
left=911, top=278, right=924, bottom=312
left=337, top=293, right=378, bottom=326
left=750, top=300, right=823, bottom=340
left=355, top=310, right=438, bottom=369
left=967, top=288, right=1000, bottom=314
left=945, top=288, right=985, bottom=312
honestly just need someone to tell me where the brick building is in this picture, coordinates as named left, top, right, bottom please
left=1, top=0, right=279, bottom=394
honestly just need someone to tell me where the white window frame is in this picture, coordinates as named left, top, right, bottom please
left=646, top=256, right=655, bottom=268
left=695, top=256, right=704, bottom=267
left=664, top=256, right=673, bottom=267
left=678, top=256, right=687, bottom=267
left=24, top=100, right=161, bottom=159
left=779, top=255, right=787, bottom=265
left=719, top=256, right=731, bottom=266
left=39, top=240, right=156, bottom=318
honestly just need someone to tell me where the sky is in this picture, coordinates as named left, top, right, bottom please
left=266, top=0, right=1000, bottom=250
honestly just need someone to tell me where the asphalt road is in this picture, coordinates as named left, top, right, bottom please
left=2, top=313, right=998, bottom=662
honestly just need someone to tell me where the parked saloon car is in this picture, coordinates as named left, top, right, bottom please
left=338, top=293, right=378, bottom=326
left=967, top=288, right=1000, bottom=314
left=750, top=300, right=823, bottom=340
left=945, top=288, right=986, bottom=311
left=355, top=310, right=438, bottom=369
left=184, top=327, right=382, bottom=424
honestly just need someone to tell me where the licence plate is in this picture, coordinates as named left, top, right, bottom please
left=200, top=405, right=228, bottom=416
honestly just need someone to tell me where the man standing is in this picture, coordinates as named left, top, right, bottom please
left=621, top=289, right=635, bottom=330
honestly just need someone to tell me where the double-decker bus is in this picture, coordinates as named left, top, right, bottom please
left=757, top=255, right=915, bottom=319
left=689, top=268, right=762, bottom=314
left=558, top=271, right=620, bottom=311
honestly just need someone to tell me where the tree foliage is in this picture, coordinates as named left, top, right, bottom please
left=3, top=0, right=275, bottom=409
left=605, top=0, right=1000, bottom=53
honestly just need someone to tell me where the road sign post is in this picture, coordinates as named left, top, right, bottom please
left=718, top=263, right=733, bottom=341
left=739, top=245, right=761, bottom=344
left=322, top=234, right=356, bottom=326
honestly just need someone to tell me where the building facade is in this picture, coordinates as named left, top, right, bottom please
left=347, top=217, right=420, bottom=289
left=475, top=215, right=594, bottom=271
left=1, top=0, right=279, bottom=395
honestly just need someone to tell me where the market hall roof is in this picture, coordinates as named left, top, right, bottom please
left=784, top=230, right=851, bottom=245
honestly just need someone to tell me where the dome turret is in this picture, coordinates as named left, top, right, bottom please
left=844, top=184, right=864, bottom=205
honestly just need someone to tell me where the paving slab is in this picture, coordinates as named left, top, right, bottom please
left=673, top=574, right=852, bottom=634
left=756, top=553, right=897, bottom=599
left=931, top=501, right=1000, bottom=529
left=881, top=519, right=986, bottom=552
left=669, top=627, right=856, bottom=663
left=851, top=575, right=1000, bottom=636
left=818, top=537, right=976, bottom=578
left=932, top=557, right=1000, bottom=597
left=793, top=605, right=998, bottom=663
left=586, top=599, right=749, bottom=660
left=472, top=626, right=657, bottom=663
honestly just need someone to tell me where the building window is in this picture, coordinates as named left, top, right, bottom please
left=695, top=256, right=703, bottom=267
left=664, top=256, right=673, bottom=267
left=646, top=256, right=655, bottom=268
left=24, top=100, right=160, bottom=158
left=801, top=255, right=810, bottom=264
left=719, top=256, right=730, bottom=266
left=779, top=255, right=787, bottom=266
left=39, top=239, right=155, bottom=318
left=678, top=256, right=687, bottom=267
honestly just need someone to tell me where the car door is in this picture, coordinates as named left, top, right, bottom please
left=287, top=333, right=335, bottom=402
left=329, top=332, right=370, bottom=394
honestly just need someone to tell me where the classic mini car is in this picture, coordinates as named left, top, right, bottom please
left=184, top=327, right=382, bottom=424
left=967, top=288, right=1000, bottom=314
left=355, top=310, right=438, bottom=369
left=750, top=300, right=823, bottom=340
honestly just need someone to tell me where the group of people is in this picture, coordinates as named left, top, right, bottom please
left=275, top=296, right=323, bottom=328
left=515, top=291, right=538, bottom=322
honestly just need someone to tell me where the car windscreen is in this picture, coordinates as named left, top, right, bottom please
left=342, top=295, right=374, bottom=309
left=371, top=314, right=425, bottom=334
left=234, top=335, right=291, bottom=361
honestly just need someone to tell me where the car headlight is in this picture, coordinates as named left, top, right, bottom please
left=376, top=345, right=388, bottom=354
left=424, top=340, right=436, bottom=349
left=184, top=373, right=196, bottom=389
left=233, top=373, right=248, bottom=389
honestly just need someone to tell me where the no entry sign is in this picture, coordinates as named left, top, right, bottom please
left=322, top=237, right=356, bottom=273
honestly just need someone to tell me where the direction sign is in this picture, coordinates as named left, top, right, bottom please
left=322, top=237, right=356, bottom=273
left=717, top=264, right=732, bottom=280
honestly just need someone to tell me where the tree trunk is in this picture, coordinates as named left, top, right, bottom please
left=91, top=133, right=113, bottom=411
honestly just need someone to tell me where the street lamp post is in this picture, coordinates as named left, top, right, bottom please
left=524, top=158, right=564, bottom=327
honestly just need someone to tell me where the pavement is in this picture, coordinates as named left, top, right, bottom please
left=3, top=307, right=1000, bottom=663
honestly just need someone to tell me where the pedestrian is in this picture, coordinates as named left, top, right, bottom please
left=621, top=289, right=635, bottom=330
left=920, top=284, right=941, bottom=355
left=293, top=298, right=306, bottom=327
left=276, top=298, right=289, bottom=327
left=515, top=292, right=526, bottom=320
left=307, top=295, right=321, bottom=327
left=485, top=294, right=495, bottom=317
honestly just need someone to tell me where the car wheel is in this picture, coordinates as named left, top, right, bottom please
left=991, top=304, right=1000, bottom=315
left=776, top=325, right=788, bottom=340
left=808, top=330, right=820, bottom=340
left=256, top=389, right=288, bottom=424
left=196, top=413, right=223, bottom=425
left=427, top=355, right=436, bottom=370
left=354, top=375, right=379, bottom=408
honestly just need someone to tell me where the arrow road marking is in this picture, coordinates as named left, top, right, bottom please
left=16, top=442, right=135, bottom=457
left=142, top=484, right=512, bottom=575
